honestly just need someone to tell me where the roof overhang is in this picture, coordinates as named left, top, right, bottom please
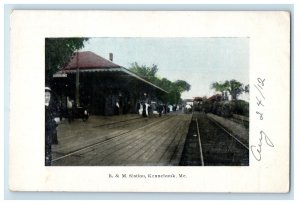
left=54, top=67, right=168, bottom=93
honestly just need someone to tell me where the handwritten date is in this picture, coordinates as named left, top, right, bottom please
left=251, top=131, right=274, bottom=161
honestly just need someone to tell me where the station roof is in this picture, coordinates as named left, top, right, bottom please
left=63, top=51, right=121, bottom=70
left=55, top=51, right=168, bottom=93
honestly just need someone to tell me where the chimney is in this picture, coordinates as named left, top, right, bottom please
left=109, top=53, right=113, bottom=61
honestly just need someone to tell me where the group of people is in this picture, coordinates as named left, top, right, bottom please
left=45, top=86, right=90, bottom=166
left=45, top=86, right=188, bottom=166
left=137, top=102, right=179, bottom=117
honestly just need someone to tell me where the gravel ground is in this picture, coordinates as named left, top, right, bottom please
left=206, top=113, right=249, bottom=146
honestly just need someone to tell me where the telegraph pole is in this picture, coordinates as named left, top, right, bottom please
left=75, top=51, right=80, bottom=107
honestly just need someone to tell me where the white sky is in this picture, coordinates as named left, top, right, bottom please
left=80, top=37, right=249, bottom=99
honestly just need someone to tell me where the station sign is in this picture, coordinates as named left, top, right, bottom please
left=53, top=73, right=67, bottom=78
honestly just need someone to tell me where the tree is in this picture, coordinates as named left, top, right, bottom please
left=244, top=84, right=249, bottom=93
left=129, top=62, right=158, bottom=82
left=167, top=80, right=191, bottom=104
left=159, top=78, right=173, bottom=91
left=128, top=63, right=191, bottom=104
left=211, top=81, right=229, bottom=100
left=174, top=80, right=191, bottom=93
left=225, top=80, right=244, bottom=100
left=45, top=38, right=89, bottom=83
left=211, top=79, right=245, bottom=100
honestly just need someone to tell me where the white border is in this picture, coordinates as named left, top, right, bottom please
left=8, top=10, right=290, bottom=193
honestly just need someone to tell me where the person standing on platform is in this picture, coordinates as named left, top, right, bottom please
left=158, top=104, right=163, bottom=117
left=66, top=96, right=73, bottom=122
left=173, top=104, right=177, bottom=112
left=115, top=100, right=120, bottom=115
left=45, top=87, right=60, bottom=166
left=142, top=102, right=147, bottom=117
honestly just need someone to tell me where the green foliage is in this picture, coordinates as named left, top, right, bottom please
left=233, top=100, right=249, bottom=117
left=158, top=78, right=173, bottom=91
left=129, top=62, right=158, bottom=82
left=211, top=79, right=245, bottom=100
left=211, top=82, right=227, bottom=93
left=244, top=84, right=249, bottom=93
left=45, top=38, right=89, bottom=83
left=225, top=80, right=244, bottom=100
left=211, top=81, right=229, bottom=100
left=129, top=63, right=191, bottom=104
left=174, top=80, right=191, bottom=92
left=198, top=100, right=249, bottom=117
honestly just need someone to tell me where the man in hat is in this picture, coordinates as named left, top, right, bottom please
left=45, top=86, right=60, bottom=166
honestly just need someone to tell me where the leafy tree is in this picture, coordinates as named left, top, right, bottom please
left=45, top=38, right=89, bottom=83
left=168, top=90, right=181, bottom=105
left=211, top=79, right=245, bottom=100
left=166, top=80, right=191, bottom=104
left=211, top=81, right=229, bottom=100
left=174, top=80, right=191, bottom=93
left=244, top=84, right=249, bottom=93
left=129, top=62, right=158, bottom=82
left=129, top=63, right=191, bottom=104
left=225, top=80, right=244, bottom=100
left=159, top=78, right=173, bottom=91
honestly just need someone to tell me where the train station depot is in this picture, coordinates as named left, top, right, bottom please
left=52, top=51, right=167, bottom=115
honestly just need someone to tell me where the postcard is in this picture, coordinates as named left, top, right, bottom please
left=9, top=10, right=290, bottom=192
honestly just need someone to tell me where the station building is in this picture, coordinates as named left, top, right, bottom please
left=52, top=51, right=167, bottom=116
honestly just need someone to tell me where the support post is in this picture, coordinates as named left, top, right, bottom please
left=75, top=52, right=80, bottom=107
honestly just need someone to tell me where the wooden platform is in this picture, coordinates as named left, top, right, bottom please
left=52, top=113, right=192, bottom=166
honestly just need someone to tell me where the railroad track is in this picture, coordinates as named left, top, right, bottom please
left=93, top=116, right=144, bottom=128
left=180, top=112, right=249, bottom=166
left=52, top=115, right=174, bottom=163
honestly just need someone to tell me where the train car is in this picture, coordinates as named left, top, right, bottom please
left=193, top=94, right=249, bottom=118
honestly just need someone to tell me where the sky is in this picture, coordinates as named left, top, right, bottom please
left=80, top=37, right=249, bottom=99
